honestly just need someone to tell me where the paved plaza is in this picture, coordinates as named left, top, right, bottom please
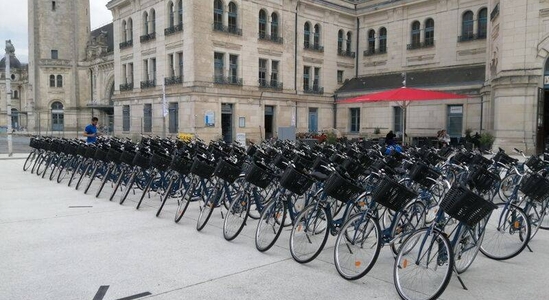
left=1, top=157, right=549, bottom=300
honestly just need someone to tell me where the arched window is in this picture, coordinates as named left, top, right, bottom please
left=346, top=31, right=352, bottom=53
left=313, top=24, right=321, bottom=48
left=462, top=11, right=474, bottom=40
left=143, top=12, right=149, bottom=35
left=379, top=27, right=387, bottom=53
left=50, top=75, right=55, bottom=87
left=122, top=20, right=127, bottom=42
left=168, top=1, right=174, bottom=27
left=271, top=12, right=279, bottom=39
left=57, top=75, right=63, bottom=87
left=411, top=21, right=421, bottom=47
left=337, top=30, right=344, bottom=53
left=228, top=2, right=238, bottom=33
left=304, top=22, right=311, bottom=48
left=368, top=29, right=376, bottom=54
left=478, top=8, right=487, bottom=39
left=425, top=18, right=434, bottom=46
left=177, top=0, right=183, bottom=25
left=214, top=0, right=223, bottom=30
left=11, top=108, right=19, bottom=130
left=150, top=9, right=156, bottom=33
left=13, top=90, right=19, bottom=99
left=51, top=102, right=64, bottom=131
left=128, top=18, right=133, bottom=41
left=259, top=10, right=267, bottom=38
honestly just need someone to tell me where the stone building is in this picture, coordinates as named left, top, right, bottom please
left=0, top=42, right=30, bottom=132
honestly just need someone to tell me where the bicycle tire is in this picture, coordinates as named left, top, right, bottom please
left=390, top=200, right=427, bottom=255
left=480, top=203, right=531, bottom=260
left=136, top=171, right=155, bottom=210
left=75, top=161, right=91, bottom=191
left=174, top=178, right=196, bottom=223
left=539, top=204, right=549, bottom=230
left=223, top=193, right=251, bottom=241
left=36, top=154, right=50, bottom=177
left=156, top=175, right=176, bottom=216
left=255, top=198, right=286, bottom=252
left=249, top=184, right=275, bottom=220
left=393, top=228, right=453, bottom=300
left=57, top=157, right=74, bottom=184
left=289, top=203, right=330, bottom=263
left=497, top=173, right=521, bottom=202
left=31, top=152, right=43, bottom=174
left=23, top=151, right=37, bottom=172
left=522, top=199, right=547, bottom=239
left=68, top=159, right=83, bottom=187
left=334, top=212, right=381, bottom=280
left=454, top=217, right=486, bottom=274
left=96, top=165, right=112, bottom=198
left=119, top=170, right=137, bottom=205
left=197, top=182, right=222, bottom=231
left=109, top=168, right=126, bottom=201
left=84, top=163, right=99, bottom=194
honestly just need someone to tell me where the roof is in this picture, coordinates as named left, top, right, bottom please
left=0, top=55, right=22, bottom=69
left=336, top=65, right=486, bottom=95
left=91, top=23, right=114, bottom=53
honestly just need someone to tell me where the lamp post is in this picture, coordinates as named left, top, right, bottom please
left=5, top=40, right=13, bottom=157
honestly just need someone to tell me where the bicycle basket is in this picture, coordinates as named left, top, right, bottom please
left=525, top=155, right=546, bottom=173
left=293, top=153, right=314, bottom=170
left=372, top=177, right=418, bottom=211
left=132, top=151, right=151, bottom=169
left=409, top=163, right=440, bottom=188
left=452, top=152, right=473, bottom=164
left=467, top=166, right=500, bottom=194
left=519, top=173, right=549, bottom=202
left=329, top=153, right=346, bottom=165
left=323, top=171, right=365, bottom=203
left=424, top=151, right=444, bottom=166
left=120, top=150, right=136, bottom=166
left=279, top=166, right=314, bottom=196
left=106, top=148, right=122, bottom=164
left=77, top=144, right=88, bottom=157
left=151, top=152, right=172, bottom=171
left=312, top=156, right=331, bottom=176
left=29, top=137, right=41, bottom=149
left=342, top=156, right=367, bottom=177
left=94, top=147, right=109, bottom=162
left=440, top=185, right=497, bottom=227
left=170, top=155, right=192, bottom=175
left=191, top=157, right=216, bottom=179
left=51, top=140, right=64, bottom=153
left=214, top=159, right=242, bottom=183
left=438, top=146, right=453, bottom=158
left=273, top=153, right=289, bottom=170
left=83, top=145, right=95, bottom=159
left=469, top=154, right=491, bottom=168
left=493, top=152, right=518, bottom=166
left=244, top=161, right=275, bottom=189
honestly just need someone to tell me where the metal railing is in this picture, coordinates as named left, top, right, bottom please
left=165, top=76, right=183, bottom=86
left=363, top=48, right=387, bottom=56
left=337, top=50, right=356, bottom=58
left=140, top=79, right=156, bottom=89
left=140, top=32, right=156, bottom=43
left=407, top=41, right=435, bottom=50
left=213, top=76, right=243, bottom=86
left=164, top=23, right=183, bottom=36
left=119, top=82, right=133, bottom=91
left=212, top=23, right=242, bottom=36
left=457, top=33, right=487, bottom=42
left=303, top=86, right=324, bottom=94
left=304, top=43, right=324, bottom=52
left=258, top=33, right=284, bottom=44
left=258, top=80, right=283, bottom=90
left=119, top=40, right=133, bottom=49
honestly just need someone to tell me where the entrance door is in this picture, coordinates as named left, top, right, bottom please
left=11, top=109, right=19, bottom=130
left=51, top=102, right=64, bottom=131
left=308, top=108, right=318, bottom=133
left=537, top=88, right=549, bottom=153
left=264, top=106, right=274, bottom=139
left=393, top=106, right=403, bottom=135
left=221, top=103, right=233, bottom=142
left=447, top=105, right=463, bottom=140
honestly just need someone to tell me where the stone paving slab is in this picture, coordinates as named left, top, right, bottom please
left=1, top=159, right=548, bottom=300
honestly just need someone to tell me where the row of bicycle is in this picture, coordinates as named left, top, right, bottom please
left=22, top=135, right=549, bottom=300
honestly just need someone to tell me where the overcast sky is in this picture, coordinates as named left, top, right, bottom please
left=0, top=0, right=112, bottom=64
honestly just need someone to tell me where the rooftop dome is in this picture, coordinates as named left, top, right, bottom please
left=0, top=55, right=22, bottom=69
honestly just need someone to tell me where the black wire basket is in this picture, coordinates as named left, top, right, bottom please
left=342, top=156, right=367, bottom=177
left=293, top=153, right=314, bottom=170
left=77, top=144, right=88, bottom=157
left=170, top=155, right=192, bottom=175
left=151, top=152, right=172, bottom=172
left=452, top=152, right=473, bottom=164
left=424, top=151, right=444, bottom=166
left=279, top=166, right=314, bottom=196
left=323, top=171, right=365, bottom=203
left=470, top=154, right=492, bottom=168
left=120, top=150, right=136, bottom=166
left=525, top=155, right=546, bottom=173
left=493, top=151, right=517, bottom=166
left=273, top=153, right=289, bottom=170
left=372, top=177, right=418, bottom=211
left=409, top=162, right=440, bottom=188
left=94, top=147, right=109, bottom=162
left=467, top=166, right=500, bottom=194
left=29, top=137, right=41, bottom=149
left=312, top=156, right=331, bottom=176
left=84, top=146, right=96, bottom=159
left=520, top=173, right=549, bottom=202
left=106, top=148, right=122, bottom=165
left=191, top=157, right=215, bottom=179
left=244, top=161, right=275, bottom=189
left=438, top=146, right=453, bottom=158
left=440, top=185, right=498, bottom=227
left=133, top=151, right=152, bottom=169
left=214, top=159, right=242, bottom=183
left=51, top=140, right=64, bottom=154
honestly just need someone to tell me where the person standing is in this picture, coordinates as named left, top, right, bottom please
left=385, top=130, right=396, bottom=145
left=437, top=129, right=451, bottom=147
left=84, top=117, right=100, bottom=143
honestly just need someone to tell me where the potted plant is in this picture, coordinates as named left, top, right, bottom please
left=478, top=132, right=495, bottom=152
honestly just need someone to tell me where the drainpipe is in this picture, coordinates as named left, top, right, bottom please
left=333, top=94, right=337, bottom=129
left=294, top=1, right=299, bottom=93
left=355, top=7, right=359, bottom=78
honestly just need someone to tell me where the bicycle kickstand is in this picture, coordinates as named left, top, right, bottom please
left=526, top=244, right=533, bottom=253
left=453, top=268, right=468, bottom=290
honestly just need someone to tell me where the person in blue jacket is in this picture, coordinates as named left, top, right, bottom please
left=84, top=117, right=100, bottom=143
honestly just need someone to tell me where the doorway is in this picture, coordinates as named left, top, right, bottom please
left=308, top=108, right=318, bottom=133
left=447, top=105, right=463, bottom=139
left=536, top=88, right=549, bottom=153
left=221, top=103, right=233, bottom=142
left=264, top=105, right=274, bottom=139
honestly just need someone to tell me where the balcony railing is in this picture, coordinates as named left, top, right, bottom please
left=363, top=48, right=387, bottom=56
left=140, top=79, right=156, bottom=89
left=213, top=23, right=242, bottom=36
left=407, top=41, right=435, bottom=50
left=303, top=86, right=324, bottom=95
left=337, top=50, right=356, bottom=58
left=304, top=43, right=324, bottom=52
left=214, top=76, right=243, bottom=86
left=164, top=23, right=183, bottom=36
left=120, top=82, right=133, bottom=91
left=258, top=79, right=283, bottom=90
left=140, top=32, right=156, bottom=43
left=165, top=76, right=183, bottom=86
left=258, top=33, right=284, bottom=44
left=457, top=33, right=487, bottom=42
left=119, top=40, right=133, bottom=49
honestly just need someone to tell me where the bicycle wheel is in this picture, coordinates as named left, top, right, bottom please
left=31, top=152, right=43, bottom=174
left=174, top=178, right=196, bottom=223
left=156, top=175, right=177, bottom=216
left=289, top=203, right=329, bottom=263
left=84, top=163, right=100, bottom=194
left=36, top=154, right=50, bottom=177
left=109, top=168, right=126, bottom=201
left=480, top=203, right=531, bottom=260
left=255, top=198, right=286, bottom=252
left=522, top=199, right=547, bottom=239
left=334, top=213, right=381, bottom=280
left=390, top=200, right=427, bottom=255
left=197, top=182, right=222, bottom=231
left=223, top=192, right=251, bottom=241
left=75, top=161, right=92, bottom=191
left=119, top=170, right=137, bottom=205
left=68, top=159, right=83, bottom=187
left=394, top=228, right=453, bottom=300
left=136, top=171, right=156, bottom=210
left=23, top=151, right=37, bottom=172
left=539, top=203, right=549, bottom=230
left=498, top=173, right=521, bottom=202
left=454, top=218, right=486, bottom=274
left=96, top=165, right=112, bottom=198
left=57, top=157, right=74, bottom=184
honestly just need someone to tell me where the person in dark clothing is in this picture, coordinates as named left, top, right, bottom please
left=386, top=130, right=396, bottom=145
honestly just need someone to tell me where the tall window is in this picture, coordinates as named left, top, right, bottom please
left=462, top=11, right=474, bottom=40
left=128, top=18, right=133, bottom=41
left=304, top=23, right=311, bottom=48
left=214, top=0, right=223, bottom=30
left=313, top=67, right=320, bottom=91
left=150, top=9, right=156, bottom=33
left=259, top=59, right=267, bottom=86
left=51, top=102, right=64, bottom=131
left=346, top=32, right=352, bottom=53
left=128, top=63, right=134, bottom=83
left=169, top=102, right=179, bottom=133
left=143, top=12, right=149, bottom=35
left=271, top=61, right=279, bottom=85
left=303, top=66, right=310, bottom=91
left=411, top=21, right=421, bottom=47
left=368, top=30, right=375, bottom=53
left=337, top=30, right=344, bottom=52
left=56, top=75, right=63, bottom=87
left=337, top=70, right=343, bottom=84
left=151, top=58, right=156, bottom=81
left=313, top=24, right=320, bottom=48
left=50, top=75, right=55, bottom=87
left=168, top=1, right=174, bottom=27
left=229, top=54, right=238, bottom=83
left=425, top=18, right=434, bottom=46
left=228, top=2, right=238, bottom=33
left=51, top=50, right=58, bottom=59
left=379, top=27, right=387, bottom=53
left=478, top=8, right=487, bottom=38
left=271, top=13, right=279, bottom=39
left=143, top=59, right=149, bottom=80
left=350, top=108, right=360, bottom=133
left=177, top=0, right=183, bottom=25
left=168, top=54, right=175, bottom=77
left=122, top=105, right=130, bottom=131
left=214, top=52, right=224, bottom=81
left=259, top=10, right=267, bottom=38
left=178, top=52, right=183, bottom=77
left=122, top=20, right=128, bottom=42
left=143, top=104, right=152, bottom=133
